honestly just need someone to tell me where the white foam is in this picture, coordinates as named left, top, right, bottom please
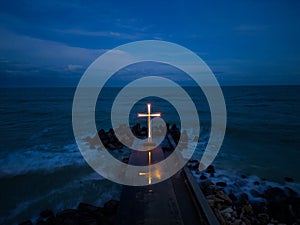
left=0, top=143, right=85, bottom=177
left=193, top=167, right=300, bottom=202
left=0, top=173, right=116, bottom=224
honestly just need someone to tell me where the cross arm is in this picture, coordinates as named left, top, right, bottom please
left=138, top=113, right=148, bottom=117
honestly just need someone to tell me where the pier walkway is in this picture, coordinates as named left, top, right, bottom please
left=116, top=134, right=219, bottom=225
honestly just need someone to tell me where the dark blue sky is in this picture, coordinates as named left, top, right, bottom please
left=0, top=0, right=299, bottom=86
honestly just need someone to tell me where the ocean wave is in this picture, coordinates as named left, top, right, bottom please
left=192, top=167, right=300, bottom=202
left=0, top=172, right=115, bottom=224
left=0, top=143, right=85, bottom=177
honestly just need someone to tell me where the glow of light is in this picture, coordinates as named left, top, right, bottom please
left=138, top=151, right=153, bottom=184
left=147, top=103, right=151, bottom=114
left=137, top=103, right=161, bottom=143
left=154, top=169, right=161, bottom=179
left=148, top=151, right=151, bottom=165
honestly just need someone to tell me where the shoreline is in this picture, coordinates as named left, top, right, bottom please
left=18, top=163, right=300, bottom=225
left=17, top=124, right=300, bottom=225
left=189, top=163, right=300, bottom=225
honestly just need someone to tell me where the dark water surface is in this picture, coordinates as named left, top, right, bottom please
left=0, top=86, right=299, bottom=224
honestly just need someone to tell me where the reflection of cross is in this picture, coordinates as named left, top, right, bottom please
left=138, top=103, right=161, bottom=144
left=139, top=152, right=152, bottom=184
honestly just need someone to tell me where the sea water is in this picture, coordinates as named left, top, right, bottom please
left=0, top=86, right=299, bottom=224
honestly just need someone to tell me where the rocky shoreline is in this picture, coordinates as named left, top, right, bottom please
left=188, top=163, right=300, bottom=225
left=19, top=165, right=300, bottom=225
left=19, top=200, right=120, bottom=225
left=19, top=124, right=299, bottom=225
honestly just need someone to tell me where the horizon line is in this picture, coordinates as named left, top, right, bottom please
left=1, top=84, right=300, bottom=88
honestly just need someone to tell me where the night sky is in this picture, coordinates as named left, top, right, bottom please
left=0, top=0, right=299, bottom=87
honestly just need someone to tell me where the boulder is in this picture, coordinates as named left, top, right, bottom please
left=241, top=216, right=251, bottom=225
left=250, top=189, right=261, bottom=198
left=239, top=193, right=249, bottom=204
left=166, top=123, right=170, bottom=131
left=284, top=187, right=298, bottom=197
left=264, top=187, right=287, bottom=203
left=201, top=181, right=218, bottom=196
left=181, top=130, right=188, bottom=143
left=257, top=213, right=269, bottom=224
left=170, top=124, right=180, bottom=143
left=251, top=201, right=268, bottom=214
left=192, top=136, right=199, bottom=142
left=122, top=157, right=129, bottom=164
left=171, top=124, right=178, bottom=131
left=263, top=187, right=294, bottom=223
left=253, top=181, right=260, bottom=186
left=232, top=219, right=242, bottom=225
left=284, top=177, right=294, bottom=182
left=186, top=159, right=199, bottom=170
left=228, top=193, right=238, bottom=203
left=56, top=209, right=79, bottom=225
left=206, top=165, right=215, bottom=175
left=78, top=202, right=101, bottom=215
left=36, top=221, right=52, bottom=225
left=289, top=197, right=300, bottom=221
left=102, top=200, right=119, bottom=225
left=132, top=123, right=141, bottom=135
left=208, top=199, right=215, bottom=207
left=216, top=191, right=232, bottom=204
left=216, top=181, right=227, bottom=187
left=103, top=199, right=119, bottom=215
left=83, top=136, right=96, bottom=149
left=242, top=204, right=253, bottom=215
left=38, top=209, right=55, bottom=225
left=140, top=127, right=147, bottom=136
left=221, top=207, right=234, bottom=214
left=202, top=180, right=214, bottom=190
left=40, top=209, right=55, bottom=219
left=19, top=221, right=33, bottom=225
left=206, top=194, right=216, bottom=200
left=214, top=209, right=226, bottom=225
left=223, top=212, right=231, bottom=219
left=200, top=174, right=207, bottom=180
left=98, top=129, right=109, bottom=142
left=162, top=147, right=172, bottom=152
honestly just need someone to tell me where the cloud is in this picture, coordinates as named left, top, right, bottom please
left=54, top=28, right=141, bottom=40
left=0, top=28, right=105, bottom=66
left=66, top=64, right=84, bottom=72
left=0, top=28, right=142, bottom=86
left=234, top=25, right=269, bottom=32
left=0, top=28, right=103, bottom=86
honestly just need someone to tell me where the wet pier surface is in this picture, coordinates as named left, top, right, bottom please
left=116, top=134, right=219, bottom=225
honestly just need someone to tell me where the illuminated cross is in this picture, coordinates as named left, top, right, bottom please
left=138, top=103, right=161, bottom=144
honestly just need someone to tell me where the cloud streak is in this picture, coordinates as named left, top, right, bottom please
left=0, top=0, right=299, bottom=86
left=0, top=29, right=105, bottom=66
left=234, top=25, right=270, bottom=32
left=54, top=29, right=142, bottom=40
